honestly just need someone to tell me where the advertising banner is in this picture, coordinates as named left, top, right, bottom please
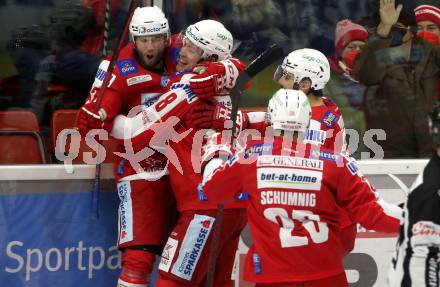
left=0, top=178, right=121, bottom=287
left=0, top=161, right=427, bottom=286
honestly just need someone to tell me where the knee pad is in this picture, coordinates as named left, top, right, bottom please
left=119, top=248, right=156, bottom=285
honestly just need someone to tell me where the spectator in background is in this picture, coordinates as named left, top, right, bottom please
left=415, top=3, right=440, bottom=40
left=325, top=19, right=368, bottom=158
left=173, top=0, right=288, bottom=60
left=415, top=3, right=440, bottom=100
left=27, top=0, right=125, bottom=123
left=44, top=0, right=124, bottom=89
left=354, top=0, right=440, bottom=158
left=7, top=24, right=51, bottom=108
left=219, top=0, right=287, bottom=57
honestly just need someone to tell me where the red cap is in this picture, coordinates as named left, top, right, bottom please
left=334, top=19, right=368, bottom=57
left=415, top=5, right=440, bottom=28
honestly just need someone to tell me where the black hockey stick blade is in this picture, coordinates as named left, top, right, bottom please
left=230, top=44, right=284, bottom=142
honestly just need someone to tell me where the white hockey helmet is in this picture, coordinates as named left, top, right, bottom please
left=274, top=48, right=330, bottom=91
left=184, top=19, right=233, bottom=61
left=129, top=6, right=169, bottom=41
left=267, top=89, right=311, bottom=133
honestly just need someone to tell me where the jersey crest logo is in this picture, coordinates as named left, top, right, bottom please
left=117, top=59, right=138, bottom=76
left=321, top=111, right=338, bottom=128
left=161, top=76, right=170, bottom=88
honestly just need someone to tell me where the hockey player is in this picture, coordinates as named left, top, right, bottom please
left=200, top=88, right=402, bottom=287
left=387, top=102, right=440, bottom=287
left=275, top=48, right=360, bottom=256
left=76, top=6, right=177, bottom=287
left=110, top=20, right=248, bottom=287
left=273, top=48, right=346, bottom=153
left=232, top=48, right=354, bottom=255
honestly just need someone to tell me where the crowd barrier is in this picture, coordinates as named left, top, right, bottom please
left=0, top=159, right=428, bottom=287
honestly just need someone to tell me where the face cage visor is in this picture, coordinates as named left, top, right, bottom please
left=273, top=65, right=284, bottom=82
left=273, top=65, right=305, bottom=91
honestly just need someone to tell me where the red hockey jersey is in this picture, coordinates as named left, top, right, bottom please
left=304, top=97, right=346, bottom=153
left=111, top=58, right=247, bottom=210
left=86, top=42, right=176, bottom=179
left=201, top=137, right=401, bottom=283
left=247, top=97, right=346, bottom=153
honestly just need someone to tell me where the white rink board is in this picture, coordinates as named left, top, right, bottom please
left=0, top=159, right=429, bottom=287
left=348, top=236, right=397, bottom=286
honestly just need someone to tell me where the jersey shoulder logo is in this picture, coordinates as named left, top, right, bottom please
left=244, top=143, right=273, bottom=159
left=321, top=111, right=338, bottom=129
left=117, top=59, right=138, bottom=76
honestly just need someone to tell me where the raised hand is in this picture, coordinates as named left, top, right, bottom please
left=378, top=0, right=403, bottom=37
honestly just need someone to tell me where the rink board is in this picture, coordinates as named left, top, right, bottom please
left=0, top=160, right=428, bottom=287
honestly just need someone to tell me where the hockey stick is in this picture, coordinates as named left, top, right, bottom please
left=230, top=44, right=285, bottom=141
left=95, top=0, right=137, bottom=107
left=205, top=44, right=284, bottom=287
left=101, top=0, right=111, bottom=57
left=388, top=173, right=410, bottom=197
left=90, top=0, right=137, bottom=219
